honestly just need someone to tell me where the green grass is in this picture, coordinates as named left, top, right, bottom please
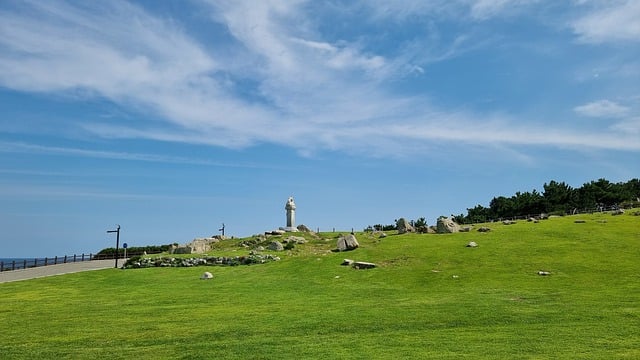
left=2, top=211, right=639, bottom=359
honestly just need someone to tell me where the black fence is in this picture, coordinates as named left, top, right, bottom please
left=0, top=251, right=163, bottom=272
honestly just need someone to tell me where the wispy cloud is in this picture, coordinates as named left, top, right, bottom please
left=571, top=0, right=640, bottom=43
left=0, top=141, right=279, bottom=169
left=0, top=0, right=638, bottom=160
left=574, top=99, right=629, bottom=118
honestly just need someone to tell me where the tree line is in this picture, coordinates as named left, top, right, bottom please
left=457, top=178, right=640, bottom=224
left=365, top=178, right=640, bottom=230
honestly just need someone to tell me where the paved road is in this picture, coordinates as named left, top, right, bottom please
left=0, top=260, right=125, bottom=283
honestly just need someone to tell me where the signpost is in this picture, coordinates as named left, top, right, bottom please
left=123, top=242, right=128, bottom=260
left=107, top=225, right=120, bottom=268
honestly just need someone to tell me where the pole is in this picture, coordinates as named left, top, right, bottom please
left=107, top=225, right=121, bottom=269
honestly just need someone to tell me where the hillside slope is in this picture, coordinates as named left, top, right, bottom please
left=1, top=211, right=639, bottom=359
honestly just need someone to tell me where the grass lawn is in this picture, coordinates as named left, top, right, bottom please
left=1, top=211, right=639, bottom=359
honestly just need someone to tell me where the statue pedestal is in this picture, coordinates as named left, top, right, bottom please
left=279, top=226, right=299, bottom=232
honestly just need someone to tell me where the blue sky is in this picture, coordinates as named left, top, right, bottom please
left=1, top=0, right=639, bottom=257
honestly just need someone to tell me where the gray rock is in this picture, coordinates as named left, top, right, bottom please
left=396, top=218, right=415, bottom=234
left=477, top=227, right=491, bottom=232
left=353, top=261, right=376, bottom=269
left=436, top=217, right=460, bottom=233
left=336, top=234, right=360, bottom=251
left=537, top=271, right=551, bottom=276
left=268, top=241, right=284, bottom=251
left=417, top=225, right=436, bottom=234
left=466, top=241, right=478, bottom=248
left=460, top=226, right=472, bottom=232
left=297, top=224, right=312, bottom=232
left=173, top=246, right=192, bottom=254
left=574, top=220, right=586, bottom=223
left=283, top=236, right=306, bottom=244
left=200, top=271, right=213, bottom=280
left=612, top=209, right=625, bottom=216
left=341, top=259, right=354, bottom=266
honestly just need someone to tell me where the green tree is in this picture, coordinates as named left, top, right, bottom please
left=543, top=180, right=575, bottom=213
left=489, top=196, right=515, bottom=219
left=414, top=217, right=427, bottom=228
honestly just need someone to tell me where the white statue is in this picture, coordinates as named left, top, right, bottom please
left=285, top=196, right=297, bottom=230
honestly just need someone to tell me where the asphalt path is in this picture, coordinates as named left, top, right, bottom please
left=0, top=259, right=125, bottom=283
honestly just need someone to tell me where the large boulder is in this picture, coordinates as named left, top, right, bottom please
left=396, top=218, right=415, bottom=234
left=436, top=217, right=460, bottom=233
left=268, top=241, right=284, bottom=251
left=283, top=236, right=306, bottom=244
left=297, top=224, right=312, bottom=232
left=336, top=234, right=359, bottom=251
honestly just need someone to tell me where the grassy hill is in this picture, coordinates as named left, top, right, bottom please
left=1, top=211, right=639, bottom=359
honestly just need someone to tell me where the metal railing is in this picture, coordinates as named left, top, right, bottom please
left=0, top=253, right=100, bottom=272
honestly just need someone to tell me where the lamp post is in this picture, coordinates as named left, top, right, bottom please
left=107, top=225, right=120, bottom=268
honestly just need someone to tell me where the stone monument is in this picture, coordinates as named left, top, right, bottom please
left=281, top=196, right=298, bottom=232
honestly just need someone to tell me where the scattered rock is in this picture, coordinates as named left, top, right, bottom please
left=436, top=217, right=460, bottom=233
left=460, top=226, right=472, bottom=232
left=124, top=254, right=280, bottom=269
left=379, top=232, right=387, bottom=238
left=268, top=241, right=284, bottom=251
left=537, top=271, right=551, bottom=276
left=502, top=220, right=516, bottom=225
left=466, top=241, right=478, bottom=248
left=172, top=246, right=192, bottom=254
left=611, top=209, right=625, bottom=216
left=341, top=259, right=354, bottom=266
left=352, top=261, right=376, bottom=269
left=477, top=227, right=491, bottom=232
left=574, top=220, right=586, bottom=223
left=200, top=272, right=213, bottom=280
left=283, top=236, right=306, bottom=244
left=297, top=224, right=312, bottom=232
left=336, top=234, right=360, bottom=251
left=416, top=226, right=435, bottom=234
left=396, top=218, right=415, bottom=234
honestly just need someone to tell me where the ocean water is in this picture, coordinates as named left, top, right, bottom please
left=0, top=258, right=34, bottom=270
left=0, top=256, right=92, bottom=270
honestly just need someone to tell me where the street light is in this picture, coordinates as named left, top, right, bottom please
left=107, top=225, right=120, bottom=269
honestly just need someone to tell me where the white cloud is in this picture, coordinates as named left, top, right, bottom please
left=0, top=0, right=639, bottom=160
left=470, top=0, right=540, bottom=20
left=572, top=0, right=640, bottom=43
left=612, top=118, right=640, bottom=134
left=0, top=141, right=278, bottom=169
left=574, top=100, right=629, bottom=118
